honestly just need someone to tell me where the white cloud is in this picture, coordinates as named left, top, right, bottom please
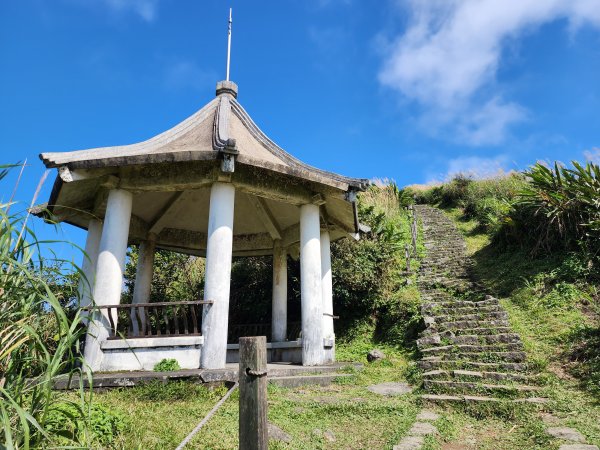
left=426, top=154, right=511, bottom=182
left=164, top=61, right=216, bottom=91
left=102, top=0, right=160, bottom=22
left=379, top=0, right=600, bottom=146
left=314, top=0, right=353, bottom=8
left=584, top=147, right=600, bottom=163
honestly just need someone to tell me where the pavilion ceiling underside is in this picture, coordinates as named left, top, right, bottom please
left=50, top=170, right=356, bottom=255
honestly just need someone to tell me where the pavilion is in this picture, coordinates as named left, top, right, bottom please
left=40, top=80, right=368, bottom=372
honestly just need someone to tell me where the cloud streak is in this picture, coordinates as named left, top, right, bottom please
left=164, top=61, right=217, bottom=91
left=102, top=0, right=160, bottom=22
left=379, top=0, right=600, bottom=146
left=426, top=154, right=511, bottom=183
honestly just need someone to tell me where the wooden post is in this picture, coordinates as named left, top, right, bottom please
left=405, top=244, right=411, bottom=273
left=239, top=336, right=268, bottom=450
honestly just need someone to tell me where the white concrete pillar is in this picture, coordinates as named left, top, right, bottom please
left=271, top=241, right=287, bottom=342
left=78, top=219, right=103, bottom=314
left=84, top=189, right=133, bottom=372
left=201, top=182, right=235, bottom=369
left=300, top=203, right=324, bottom=366
left=131, top=235, right=156, bottom=335
left=320, top=230, right=335, bottom=363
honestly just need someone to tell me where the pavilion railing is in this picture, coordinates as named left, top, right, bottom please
left=227, top=321, right=301, bottom=344
left=86, top=300, right=213, bottom=340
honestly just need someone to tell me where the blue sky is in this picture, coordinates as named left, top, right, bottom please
left=1, top=0, right=600, bottom=258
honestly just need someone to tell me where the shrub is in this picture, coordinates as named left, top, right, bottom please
left=123, top=247, right=204, bottom=304
left=332, top=184, right=421, bottom=344
left=154, top=358, right=181, bottom=372
left=409, top=172, right=528, bottom=235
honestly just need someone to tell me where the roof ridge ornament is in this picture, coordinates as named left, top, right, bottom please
left=216, top=80, right=238, bottom=98
left=213, top=94, right=239, bottom=173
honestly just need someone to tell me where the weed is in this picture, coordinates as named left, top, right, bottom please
left=153, top=358, right=181, bottom=372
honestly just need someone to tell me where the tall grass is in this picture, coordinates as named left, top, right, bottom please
left=0, top=165, right=93, bottom=449
left=410, top=160, right=600, bottom=259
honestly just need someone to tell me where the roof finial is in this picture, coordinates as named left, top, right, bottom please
left=226, top=8, right=232, bottom=81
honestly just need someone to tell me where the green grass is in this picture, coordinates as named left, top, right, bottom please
left=442, top=207, right=490, bottom=255
left=87, top=349, right=423, bottom=449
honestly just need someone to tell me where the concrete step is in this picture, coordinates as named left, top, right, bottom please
left=415, top=205, right=537, bottom=402
left=434, top=319, right=510, bottom=331
left=421, top=305, right=503, bottom=316
left=268, top=373, right=353, bottom=388
left=422, top=369, right=538, bottom=384
left=418, top=359, right=529, bottom=373
left=430, top=311, right=508, bottom=323
left=421, top=394, right=548, bottom=404
left=52, top=363, right=362, bottom=389
left=418, top=333, right=521, bottom=349
left=421, top=349, right=527, bottom=363
left=423, top=298, right=500, bottom=308
left=450, top=326, right=514, bottom=336
left=420, top=325, right=514, bottom=337
left=423, top=379, right=541, bottom=396
left=420, top=342, right=523, bottom=355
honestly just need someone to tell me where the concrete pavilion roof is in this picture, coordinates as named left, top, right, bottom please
left=39, top=81, right=369, bottom=257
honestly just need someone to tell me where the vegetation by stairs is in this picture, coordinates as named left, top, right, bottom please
left=414, top=205, right=544, bottom=404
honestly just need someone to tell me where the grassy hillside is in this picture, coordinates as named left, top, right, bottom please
left=407, top=165, right=600, bottom=447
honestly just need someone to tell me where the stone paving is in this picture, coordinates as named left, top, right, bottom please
left=393, top=409, right=440, bottom=450
left=414, top=205, right=543, bottom=403
left=542, top=414, right=599, bottom=450
left=367, top=382, right=413, bottom=396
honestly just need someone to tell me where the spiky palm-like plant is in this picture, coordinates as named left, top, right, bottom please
left=516, top=161, right=600, bottom=253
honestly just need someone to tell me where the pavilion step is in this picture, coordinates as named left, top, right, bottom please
left=268, top=373, right=353, bottom=388
left=418, top=359, right=529, bottom=373
left=423, top=380, right=541, bottom=396
left=266, top=363, right=361, bottom=378
left=422, top=369, right=538, bottom=384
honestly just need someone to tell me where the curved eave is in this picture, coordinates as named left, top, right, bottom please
left=229, top=99, right=369, bottom=191
left=39, top=98, right=220, bottom=169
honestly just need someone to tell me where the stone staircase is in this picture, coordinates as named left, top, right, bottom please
left=414, top=205, right=544, bottom=403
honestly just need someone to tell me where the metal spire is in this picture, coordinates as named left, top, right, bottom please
left=226, top=8, right=232, bottom=81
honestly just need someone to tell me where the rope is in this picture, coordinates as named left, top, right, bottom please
left=175, top=382, right=238, bottom=450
